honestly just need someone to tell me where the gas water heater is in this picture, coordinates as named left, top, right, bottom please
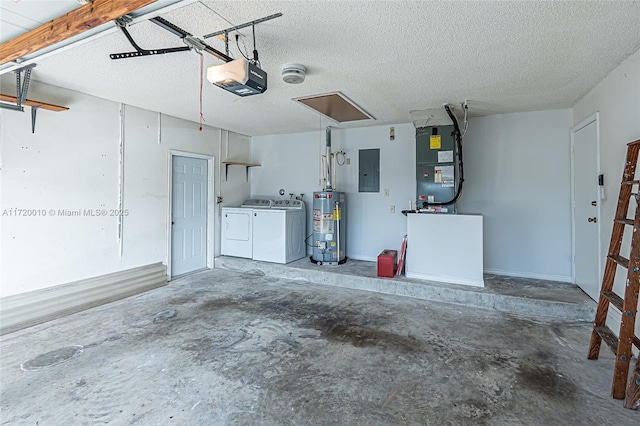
left=312, top=191, right=346, bottom=264
left=312, top=127, right=347, bottom=265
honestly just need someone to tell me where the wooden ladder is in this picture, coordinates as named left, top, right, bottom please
left=588, top=139, right=640, bottom=409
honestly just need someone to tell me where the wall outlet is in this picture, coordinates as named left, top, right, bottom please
left=384, top=189, right=389, bottom=197
left=389, top=205, right=395, bottom=213
left=346, top=158, right=351, bottom=165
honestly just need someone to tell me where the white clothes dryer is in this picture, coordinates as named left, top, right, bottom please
left=221, top=199, right=272, bottom=258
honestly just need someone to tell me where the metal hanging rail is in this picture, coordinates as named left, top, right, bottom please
left=110, top=16, right=233, bottom=62
left=202, top=13, right=282, bottom=39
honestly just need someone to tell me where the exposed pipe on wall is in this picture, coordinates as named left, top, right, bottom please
left=325, top=126, right=333, bottom=191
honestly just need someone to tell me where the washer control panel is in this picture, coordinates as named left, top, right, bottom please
left=272, top=200, right=304, bottom=210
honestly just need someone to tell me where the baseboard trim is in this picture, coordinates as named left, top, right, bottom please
left=484, top=268, right=572, bottom=283
left=346, top=254, right=378, bottom=262
left=0, top=263, right=167, bottom=335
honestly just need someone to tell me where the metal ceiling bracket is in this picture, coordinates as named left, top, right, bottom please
left=110, top=17, right=190, bottom=59
left=16, top=68, right=22, bottom=107
left=31, top=105, right=41, bottom=134
left=115, top=15, right=133, bottom=26
left=182, top=35, right=205, bottom=53
left=0, top=64, right=35, bottom=112
left=17, top=64, right=36, bottom=106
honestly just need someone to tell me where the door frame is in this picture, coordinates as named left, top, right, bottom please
left=167, top=150, right=215, bottom=279
left=570, top=112, right=601, bottom=285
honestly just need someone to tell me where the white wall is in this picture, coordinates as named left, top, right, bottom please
left=0, top=77, right=250, bottom=297
left=573, top=48, right=640, bottom=284
left=573, top=48, right=640, bottom=339
left=219, top=130, right=252, bottom=210
left=251, top=124, right=416, bottom=261
left=458, top=110, right=573, bottom=281
left=252, top=113, right=573, bottom=278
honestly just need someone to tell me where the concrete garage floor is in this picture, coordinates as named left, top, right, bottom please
left=216, top=256, right=596, bottom=321
left=1, top=268, right=638, bottom=425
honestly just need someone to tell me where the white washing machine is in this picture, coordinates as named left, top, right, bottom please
left=253, top=199, right=306, bottom=264
left=221, top=199, right=272, bottom=258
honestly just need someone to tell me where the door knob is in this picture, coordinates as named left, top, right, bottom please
left=591, top=201, right=597, bottom=206
left=588, top=217, right=597, bottom=223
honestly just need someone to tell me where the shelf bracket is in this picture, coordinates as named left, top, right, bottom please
left=31, top=105, right=41, bottom=133
left=224, top=163, right=258, bottom=182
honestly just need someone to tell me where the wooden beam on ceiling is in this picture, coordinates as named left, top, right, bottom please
left=0, top=0, right=157, bottom=66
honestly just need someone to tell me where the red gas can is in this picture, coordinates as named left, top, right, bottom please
left=377, top=249, right=397, bottom=278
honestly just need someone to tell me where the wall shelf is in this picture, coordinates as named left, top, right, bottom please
left=222, top=161, right=260, bottom=182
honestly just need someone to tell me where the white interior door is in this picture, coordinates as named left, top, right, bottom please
left=171, top=156, right=208, bottom=277
left=573, top=119, right=600, bottom=300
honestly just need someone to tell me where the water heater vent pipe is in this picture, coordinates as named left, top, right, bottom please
left=325, top=126, right=332, bottom=191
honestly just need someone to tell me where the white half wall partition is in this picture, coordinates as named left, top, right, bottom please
left=406, top=213, right=484, bottom=287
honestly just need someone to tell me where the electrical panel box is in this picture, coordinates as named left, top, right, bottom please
left=358, top=149, right=380, bottom=193
left=415, top=125, right=457, bottom=213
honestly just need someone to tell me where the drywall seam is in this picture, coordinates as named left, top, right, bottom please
left=118, top=103, right=125, bottom=256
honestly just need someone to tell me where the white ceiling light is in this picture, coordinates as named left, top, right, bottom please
left=282, top=63, right=306, bottom=84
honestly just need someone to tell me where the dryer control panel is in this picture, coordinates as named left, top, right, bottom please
left=241, top=199, right=272, bottom=208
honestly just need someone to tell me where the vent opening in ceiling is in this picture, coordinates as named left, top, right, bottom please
left=293, top=92, right=374, bottom=123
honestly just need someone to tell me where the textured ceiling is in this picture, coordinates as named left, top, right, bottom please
left=9, top=0, right=640, bottom=136
left=0, top=0, right=79, bottom=42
